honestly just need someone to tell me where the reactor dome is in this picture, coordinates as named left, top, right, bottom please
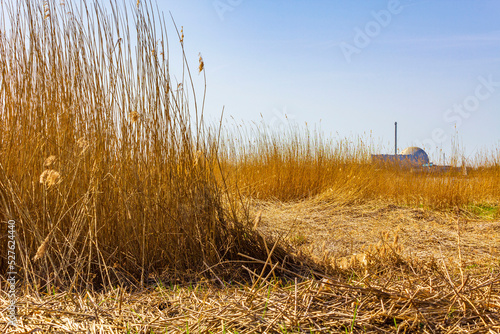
left=400, top=147, right=429, bottom=164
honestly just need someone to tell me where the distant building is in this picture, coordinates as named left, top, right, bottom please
left=371, top=146, right=466, bottom=174
left=371, top=146, right=429, bottom=167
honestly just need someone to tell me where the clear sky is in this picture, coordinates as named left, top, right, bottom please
left=156, top=0, right=500, bottom=163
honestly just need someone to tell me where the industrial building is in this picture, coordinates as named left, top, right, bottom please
left=371, top=146, right=430, bottom=167
left=371, top=122, right=466, bottom=174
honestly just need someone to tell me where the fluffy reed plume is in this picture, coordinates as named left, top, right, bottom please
left=0, top=1, right=498, bottom=331
left=77, top=137, right=89, bottom=155
left=220, top=121, right=500, bottom=210
left=1, top=0, right=294, bottom=290
left=39, top=170, right=61, bottom=188
left=43, top=155, right=56, bottom=168
left=33, top=234, right=50, bottom=262
left=43, top=1, right=50, bottom=19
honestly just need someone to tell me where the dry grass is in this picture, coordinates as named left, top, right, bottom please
left=1, top=0, right=500, bottom=333
left=250, top=198, right=499, bottom=263
left=221, top=124, right=500, bottom=211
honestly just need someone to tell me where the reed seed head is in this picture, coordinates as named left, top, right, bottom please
left=40, top=169, right=61, bottom=188
left=77, top=137, right=89, bottom=154
left=198, top=54, right=204, bottom=73
left=43, top=1, right=50, bottom=19
left=33, top=234, right=50, bottom=262
left=129, top=111, right=139, bottom=123
left=44, top=155, right=56, bottom=168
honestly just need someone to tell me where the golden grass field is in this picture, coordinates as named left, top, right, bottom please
left=0, top=0, right=499, bottom=333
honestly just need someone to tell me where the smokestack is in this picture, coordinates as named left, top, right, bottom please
left=394, top=122, right=397, bottom=155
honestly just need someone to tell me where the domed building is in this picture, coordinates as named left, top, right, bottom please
left=400, top=147, right=429, bottom=165
left=371, top=146, right=430, bottom=167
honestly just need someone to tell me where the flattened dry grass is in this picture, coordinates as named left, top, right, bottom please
left=249, top=198, right=500, bottom=269
left=1, top=250, right=499, bottom=333
left=1, top=197, right=500, bottom=332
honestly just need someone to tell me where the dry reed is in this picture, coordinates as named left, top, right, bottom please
left=220, top=122, right=500, bottom=212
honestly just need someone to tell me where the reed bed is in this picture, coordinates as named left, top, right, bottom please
left=0, top=0, right=307, bottom=291
left=221, top=123, right=500, bottom=212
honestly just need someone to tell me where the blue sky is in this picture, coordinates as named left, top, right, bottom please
left=156, top=0, right=500, bottom=162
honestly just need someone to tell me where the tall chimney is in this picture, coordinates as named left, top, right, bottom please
left=394, top=122, right=397, bottom=155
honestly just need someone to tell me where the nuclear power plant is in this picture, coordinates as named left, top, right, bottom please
left=371, top=146, right=430, bottom=167
left=371, top=122, right=466, bottom=174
